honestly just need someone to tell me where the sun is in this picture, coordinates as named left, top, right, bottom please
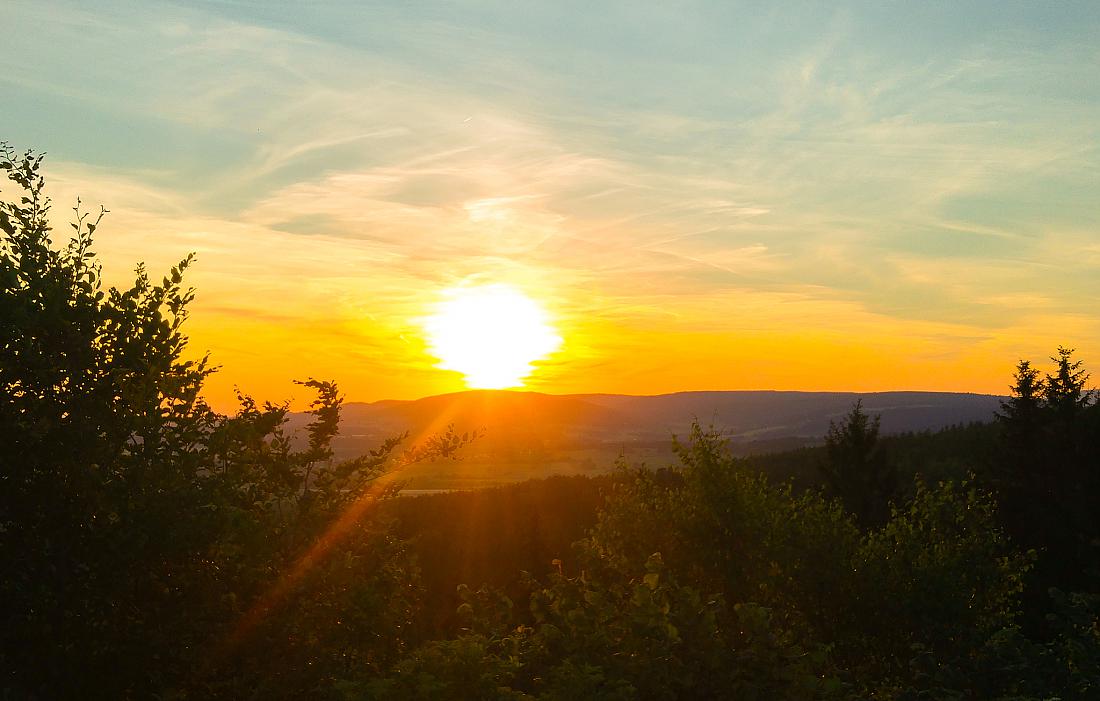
left=422, top=284, right=563, bottom=389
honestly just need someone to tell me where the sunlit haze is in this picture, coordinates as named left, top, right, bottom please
left=3, top=1, right=1099, bottom=408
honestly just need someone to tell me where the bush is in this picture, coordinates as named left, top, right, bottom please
left=0, top=144, right=431, bottom=698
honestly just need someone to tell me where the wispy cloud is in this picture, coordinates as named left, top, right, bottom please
left=4, top=0, right=1099, bottom=404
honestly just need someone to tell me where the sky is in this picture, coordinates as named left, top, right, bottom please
left=3, top=1, right=1099, bottom=408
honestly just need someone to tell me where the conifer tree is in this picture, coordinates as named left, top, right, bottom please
left=1044, top=346, right=1092, bottom=419
left=820, top=400, right=895, bottom=525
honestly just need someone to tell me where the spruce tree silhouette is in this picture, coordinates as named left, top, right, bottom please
left=820, top=400, right=896, bottom=526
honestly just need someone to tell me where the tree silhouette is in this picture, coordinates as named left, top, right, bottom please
left=1045, top=346, right=1092, bottom=419
left=1, top=143, right=221, bottom=695
left=995, top=347, right=1099, bottom=600
left=997, top=361, right=1044, bottom=444
left=1043, top=347, right=1093, bottom=480
left=820, top=400, right=895, bottom=525
left=0, top=144, right=460, bottom=697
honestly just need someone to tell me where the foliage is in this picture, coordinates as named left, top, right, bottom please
left=1045, top=347, right=1092, bottom=421
left=1, top=143, right=220, bottom=696
left=820, top=400, right=896, bottom=525
left=369, top=423, right=1064, bottom=699
left=846, top=478, right=1033, bottom=684
left=997, top=360, right=1045, bottom=440
left=0, top=145, right=461, bottom=698
left=386, top=475, right=611, bottom=636
left=994, top=347, right=1100, bottom=596
left=895, top=589, right=1100, bottom=701
left=360, top=554, right=837, bottom=700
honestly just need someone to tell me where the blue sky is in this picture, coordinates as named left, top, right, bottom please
left=3, top=1, right=1099, bottom=403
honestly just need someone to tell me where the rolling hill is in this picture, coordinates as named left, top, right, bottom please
left=285, top=390, right=1004, bottom=490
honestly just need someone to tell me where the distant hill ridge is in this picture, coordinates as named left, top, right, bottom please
left=287, top=390, right=1004, bottom=463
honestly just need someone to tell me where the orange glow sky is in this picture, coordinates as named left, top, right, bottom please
left=4, top=1, right=1099, bottom=409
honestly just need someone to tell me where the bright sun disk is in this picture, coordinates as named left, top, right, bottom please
left=422, top=284, right=562, bottom=389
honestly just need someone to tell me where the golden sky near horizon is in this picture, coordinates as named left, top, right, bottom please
left=4, top=1, right=1099, bottom=409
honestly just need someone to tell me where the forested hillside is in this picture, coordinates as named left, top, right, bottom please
left=299, top=388, right=1003, bottom=472
left=3, top=148, right=1099, bottom=699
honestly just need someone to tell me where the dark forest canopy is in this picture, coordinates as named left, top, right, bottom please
left=3, top=147, right=1100, bottom=699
